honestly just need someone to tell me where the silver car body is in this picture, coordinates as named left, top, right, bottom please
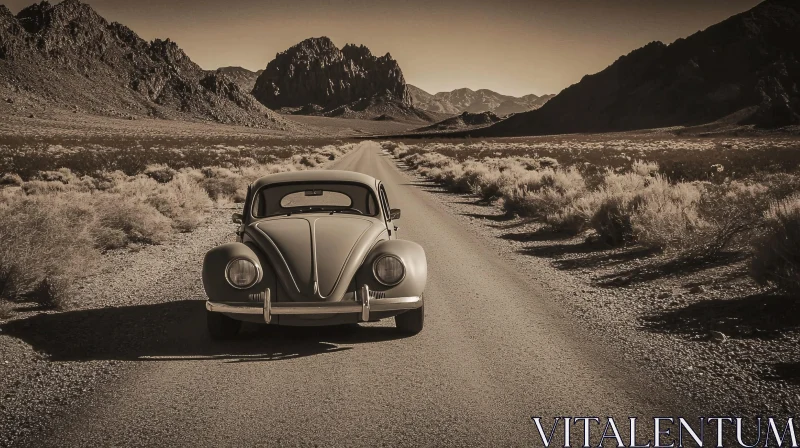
left=202, top=170, right=427, bottom=327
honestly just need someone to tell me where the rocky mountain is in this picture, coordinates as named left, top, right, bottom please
left=0, top=0, right=287, bottom=127
left=407, top=85, right=554, bottom=116
left=474, top=0, right=800, bottom=136
left=252, top=37, right=414, bottom=119
left=216, top=66, right=263, bottom=92
left=413, top=111, right=502, bottom=132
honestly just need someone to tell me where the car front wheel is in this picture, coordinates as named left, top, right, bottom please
left=395, top=300, right=424, bottom=335
left=207, top=310, right=242, bottom=340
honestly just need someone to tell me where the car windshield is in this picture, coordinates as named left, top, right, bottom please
left=252, top=182, right=380, bottom=218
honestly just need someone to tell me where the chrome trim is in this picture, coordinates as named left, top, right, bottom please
left=372, top=254, right=406, bottom=287
left=361, top=284, right=370, bottom=322
left=263, top=287, right=271, bottom=324
left=206, top=288, right=422, bottom=323
left=224, top=257, right=263, bottom=290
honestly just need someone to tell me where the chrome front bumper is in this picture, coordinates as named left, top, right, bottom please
left=206, top=285, right=422, bottom=324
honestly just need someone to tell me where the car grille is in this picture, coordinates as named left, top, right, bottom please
left=369, top=290, right=386, bottom=300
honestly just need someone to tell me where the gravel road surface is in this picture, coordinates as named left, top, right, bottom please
left=18, top=145, right=692, bottom=447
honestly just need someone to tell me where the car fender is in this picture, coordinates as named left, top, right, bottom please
left=202, top=242, right=276, bottom=302
left=357, top=239, right=427, bottom=298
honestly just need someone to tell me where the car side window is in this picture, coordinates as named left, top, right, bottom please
left=379, top=185, right=391, bottom=220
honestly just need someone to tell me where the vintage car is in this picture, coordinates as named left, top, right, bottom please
left=202, top=170, right=427, bottom=339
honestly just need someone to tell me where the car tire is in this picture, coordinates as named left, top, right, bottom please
left=395, top=301, right=424, bottom=335
left=207, top=310, right=242, bottom=340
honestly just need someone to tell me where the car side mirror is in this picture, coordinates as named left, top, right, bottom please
left=232, top=213, right=243, bottom=224
left=390, top=208, right=401, bottom=220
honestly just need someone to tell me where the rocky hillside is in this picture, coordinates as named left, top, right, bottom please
left=253, top=37, right=411, bottom=113
left=0, top=0, right=287, bottom=127
left=216, top=66, right=263, bottom=92
left=475, top=0, right=800, bottom=136
left=408, top=85, right=553, bottom=116
left=414, top=111, right=502, bottom=132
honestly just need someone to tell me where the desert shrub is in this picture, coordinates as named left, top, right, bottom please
left=583, top=173, right=708, bottom=249
left=502, top=168, right=587, bottom=218
left=751, top=194, right=800, bottom=293
left=538, top=157, right=559, bottom=169
left=0, top=173, right=22, bottom=186
left=88, top=170, right=130, bottom=191
left=195, top=166, right=245, bottom=200
left=685, top=181, right=771, bottom=258
left=93, top=196, right=173, bottom=248
left=588, top=172, right=651, bottom=245
left=295, top=154, right=320, bottom=168
left=0, top=195, right=99, bottom=307
left=238, top=162, right=295, bottom=182
left=631, top=178, right=706, bottom=251
left=143, top=164, right=177, bottom=183
left=107, top=175, right=159, bottom=200
left=632, top=160, right=659, bottom=177
left=315, top=144, right=345, bottom=161
left=145, top=174, right=212, bottom=232
left=201, top=175, right=243, bottom=201
left=762, top=172, right=800, bottom=200
left=382, top=141, right=410, bottom=158
left=591, top=194, right=642, bottom=246
left=546, top=191, right=605, bottom=234
left=22, top=180, right=67, bottom=195
left=34, top=168, right=77, bottom=184
left=475, top=168, right=520, bottom=201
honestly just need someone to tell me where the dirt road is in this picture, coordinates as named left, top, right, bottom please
left=31, top=144, right=685, bottom=447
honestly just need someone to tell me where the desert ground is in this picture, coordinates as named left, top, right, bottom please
left=0, top=114, right=798, bottom=446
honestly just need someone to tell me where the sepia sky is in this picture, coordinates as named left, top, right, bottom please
left=6, top=0, right=762, bottom=96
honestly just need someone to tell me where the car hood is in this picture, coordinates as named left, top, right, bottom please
left=247, top=215, right=386, bottom=301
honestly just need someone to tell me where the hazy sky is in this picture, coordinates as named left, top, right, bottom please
left=6, top=0, right=762, bottom=96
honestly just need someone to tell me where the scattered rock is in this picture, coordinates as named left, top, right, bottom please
left=657, top=291, right=672, bottom=300
left=710, top=331, right=728, bottom=343
left=689, top=285, right=705, bottom=294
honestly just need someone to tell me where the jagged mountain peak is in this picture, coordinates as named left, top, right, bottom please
left=0, top=0, right=290, bottom=128
left=15, top=0, right=101, bottom=33
left=252, top=37, right=410, bottom=111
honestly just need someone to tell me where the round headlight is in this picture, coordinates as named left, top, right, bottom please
left=373, top=255, right=405, bottom=286
left=225, top=258, right=261, bottom=289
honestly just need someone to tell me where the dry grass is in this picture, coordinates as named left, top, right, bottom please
left=0, top=141, right=358, bottom=310
left=0, top=194, right=99, bottom=308
left=751, top=195, right=800, bottom=293
left=386, top=139, right=800, bottom=290
left=383, top=136, right=800, bottom=182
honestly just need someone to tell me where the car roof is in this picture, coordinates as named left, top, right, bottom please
left=251, top=170, right=379, bottom=190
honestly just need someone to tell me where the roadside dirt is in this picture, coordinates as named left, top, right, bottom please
left=391, top=156, right=800, bottom=418
left=1, top=144, right=797, bottom=447
left=0, top=205, right=236, bottom=447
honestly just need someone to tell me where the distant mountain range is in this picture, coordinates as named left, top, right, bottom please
left=471, top=0, right=800, bottom=136
left=3, top=0, right=795, bottom=135
left=407, top=85, right=554, bottom=116
left=413, top=111, right=502, bottom=133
